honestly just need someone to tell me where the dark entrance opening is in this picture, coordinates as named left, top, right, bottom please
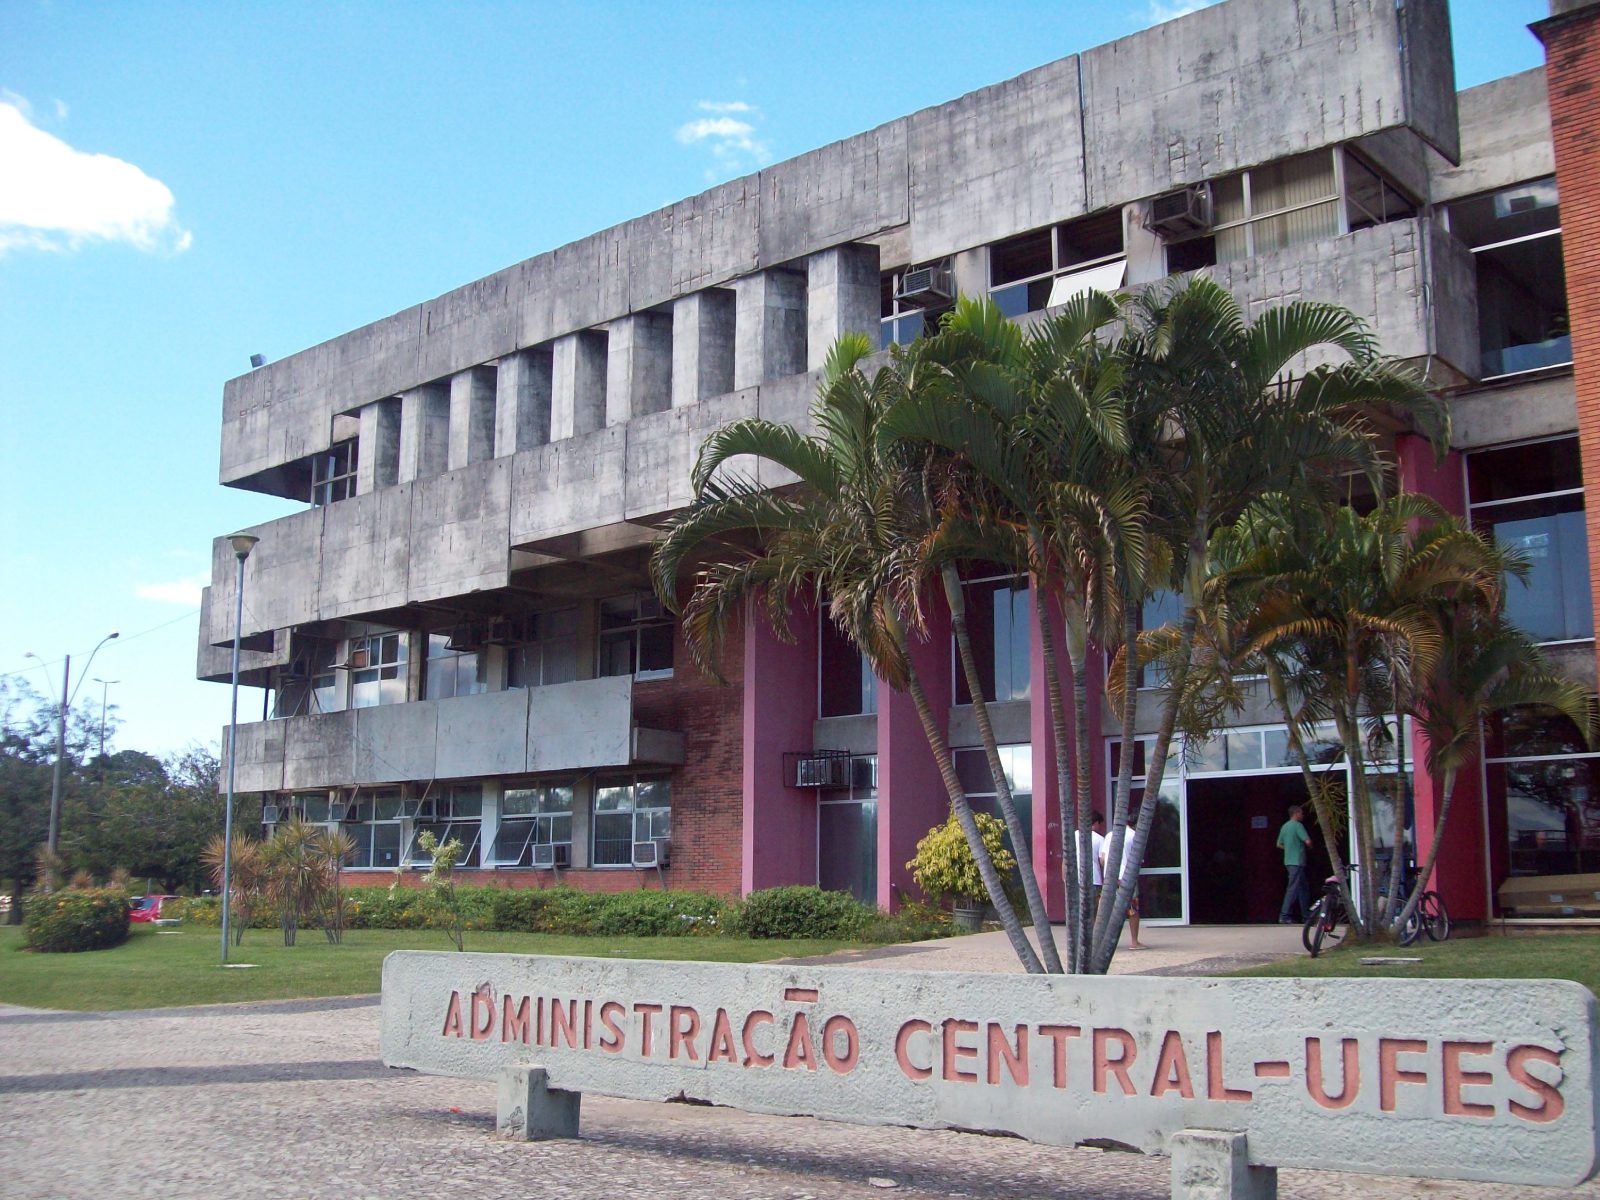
left=1185, top=774, right=1332, bottom=923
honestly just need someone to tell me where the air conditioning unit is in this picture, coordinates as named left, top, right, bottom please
left=895, top=264, right=954, bottom=310
left=483, top=617, right=518, bottom=645
left=788, top=750, right=851, bottom=788
left=632, top=839, right=670, bottom=869
left=1148, top=184, right=1213, bottom=238
left=532, top=842, right=559, bottom=869
left=445, top=623, right=483, bottom=652
left=328, top=800, right=349, bottom=822
left=261, top=804, right=280, bottom=824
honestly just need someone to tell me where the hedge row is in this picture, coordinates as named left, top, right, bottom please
left=171, top=885, right=950, bottom=943
left=22, top=888, right=130, bottom=953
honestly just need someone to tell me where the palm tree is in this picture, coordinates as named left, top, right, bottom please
left=652, top=334, right=1049, bottom=972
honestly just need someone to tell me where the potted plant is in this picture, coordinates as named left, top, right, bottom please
left=908, top=811, right=1017, bottom=933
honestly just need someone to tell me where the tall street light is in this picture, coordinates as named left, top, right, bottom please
left=93, top=678, right=120, bottom=761
left=221, top=531, right=259, bottom=965
left=25, top=632, right=119, bottom=886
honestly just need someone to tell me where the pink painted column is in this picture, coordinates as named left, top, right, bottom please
left=741, top=599, right=820, bottom=895
left=1396, top=433, right=1488, bottom=921
left=877, top=601, right=953, bottom=910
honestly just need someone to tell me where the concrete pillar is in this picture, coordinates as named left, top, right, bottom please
left=950, top=246, right=990, bottom=303
left=494, top=349, right=552, bottom=457
left=876, top=596, right=953, bottom=909
left=605, top=312, right=673, bottom=424
left=496, top=1066, right=581, bottom=1141
left=806, top=244, right=879, bottom=372
left=1395, top=432, right=1488, bottom=922
left=448, top=366, right=497, bottom=471
left=1170, top=1131, right=1277, bottom=1200
left=734, top=269, right=808, bottom=389
left=743, top=597, right=820, bottom=895
left=672, top=288, right=736, bottom=406
left=550, top=330, right=608, bottom=441
left=356, top=397, right=400, bottom=494
left=1124, top=201, right=1167, bottom=286
left=397, top=383, right=449, bottom=483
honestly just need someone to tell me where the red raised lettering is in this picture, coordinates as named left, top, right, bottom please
left=1442, top=1041, right=1495, bottom=1118
left=1093, top=1028, right=1137, bottom=1096
left=583, top=999, right=593, bottom=1050
left=470, top=988, right=495, bottom=1041
left=942, top=1019, right=979, bottom=1083
left=783, top=1012, right=818, bottom=1070
left=707, top=1009, right=739, bottom=1064
left=634, top=1003, right=663, bottom=1058
left=1150, top=1030, right=1194, bottom=1099
left=1037, top=1024, right=1080, bottom=1089
left=1379, top=1038, right=1428, bottom=1112
left=821, top=1015, right=860, bottom=1075
left=1305, top=1037, right=1359, bottom=1110
left=502, top=995, right=532, bottom=1044
left=440, top=991, right=464, bottom=1039
left=1206, top=1031, right=1251, bottom=1102
left=670, top=1005, right=702, bottom=1061
left=599, top=1001, right=626, bottom=1053
left=895, top=1019, right=933, bottom=1081
left=550, top=999, right=579, bottom=1050
left=742, top=1010, right=775, bottom=1067
left=986, top=1023, right=1029, bottom=1087
left=1507, top=1044, right=1565, bottom=1124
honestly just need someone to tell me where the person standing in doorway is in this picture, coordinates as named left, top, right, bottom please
left=1101, top=815, right=1146, bottom=949
left=1277, top=804, right=1313, bottom=923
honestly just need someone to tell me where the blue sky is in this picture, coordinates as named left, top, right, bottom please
left=0, top=0, right=1554, bottom=756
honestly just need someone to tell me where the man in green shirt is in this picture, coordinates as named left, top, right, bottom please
left=1276, top=804, right=1313, bottom=923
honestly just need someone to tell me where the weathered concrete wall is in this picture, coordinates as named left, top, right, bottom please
left=1430, top=69, right=1553, bottom=203
left=1452, top=375, right=1578, bottom=448
left=381, top=953, right=1600, bottom=1187
left=217, top=0, right=1455, bottom=493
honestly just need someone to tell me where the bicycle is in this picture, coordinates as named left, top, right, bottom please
left=1302, top=863, right=1449, bottom=956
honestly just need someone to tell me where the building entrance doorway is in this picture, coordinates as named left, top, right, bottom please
left=1184, top=774, right=1331, bottom=923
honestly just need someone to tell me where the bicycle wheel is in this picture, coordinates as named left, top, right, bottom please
left=1421, top=891, right=1452, bottom=942
left=1305, top=898, right=1342, bottom=957
left=1302, top=898, right=1324, bottom=955
left=1396, top=906, right=1422, bottom=947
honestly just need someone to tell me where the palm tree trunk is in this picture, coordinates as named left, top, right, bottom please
left=1062, top=596, right=1096, bottom=972
left=889, top=610, right=1044, bottom=973
left=1265, top=663, right=1355, bottom=920
left=1335, top=704, right=1379, bottom=939
left=1091, top=601, right=1146, bottom=967
left=1035, top=574, right=1092, bottom=973
left=1395, top=765, right=1456, bottom=931
left=942, top=565, right=1061, bottom=972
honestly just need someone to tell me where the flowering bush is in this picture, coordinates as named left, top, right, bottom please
left=907, top=812, right=1017, bottom=907
left=22, top=888, right=131, bottom=953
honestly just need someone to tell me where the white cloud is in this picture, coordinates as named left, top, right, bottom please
left=0, top=96, right=191, bottom=257
left=675, top=101, right=771, bottom=178
left=1146, top=0, right=1219, bottom=23
left=136, top=574, right=208, bottom=607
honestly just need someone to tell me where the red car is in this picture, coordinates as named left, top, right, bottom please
left=128, top=895, right=180, bottom=923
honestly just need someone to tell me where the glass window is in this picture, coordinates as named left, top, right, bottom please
left=598, top=595, right=673, bottom=679
left=1467, top=439, right=1592, bottom=644
left=955, top=744, right=1033, bottom=858
left=1134, top=590, right=1183, bottom=689
left=491, top=784, right=574, bottom=866
left=311, top=440, right=358, bottom=507
left=507, top=609, right=579, bottom=689
left=405, top=785, right=482, bottom=868
left=1488, top=757, right=1600, bottom=878
left=990, top=210, right=1124, bottom=318
left=819, top=611, right=877, bottom=717
left=425, top=633, right=486, bottom=701
left=349, top=631, right=408, bottom=709
left=592, top=776, right=671, bottom=867
left=818, top=754, right=878, bottom=905
left=1448, top=179, right=1569, bottom=378
left=880, top=269, right=934, bottom=349
left=345, top=788, right=405, bottom=870
left=954, top=571, right=1030, bottom=704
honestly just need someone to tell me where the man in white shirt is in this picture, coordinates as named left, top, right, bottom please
left=1101, top=814, right=1147, bottom=949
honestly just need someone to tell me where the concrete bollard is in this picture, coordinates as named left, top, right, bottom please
left=497, top=1066, right=582, bottom=1141
left=1170, top=1131, right=1277, bottom=1200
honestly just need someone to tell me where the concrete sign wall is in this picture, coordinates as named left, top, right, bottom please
left=381, top=952, right=1599, bottom=1188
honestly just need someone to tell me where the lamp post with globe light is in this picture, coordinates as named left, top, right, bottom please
left=221, top=532, right=259, bottom=964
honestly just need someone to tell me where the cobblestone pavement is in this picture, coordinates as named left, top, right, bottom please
left=4, top=993, right=1596, bottom=1200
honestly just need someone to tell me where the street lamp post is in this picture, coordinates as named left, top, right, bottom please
left=93, top=678, right=120, bottom=761
left=221, top=532, right=259, bottom=965
left=25, top=632, right=118, bottom=888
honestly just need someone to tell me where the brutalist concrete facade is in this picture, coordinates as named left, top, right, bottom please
left=200, top=0, right=1594, bottom=920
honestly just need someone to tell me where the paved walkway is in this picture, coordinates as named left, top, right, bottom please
left=3, top=927, right=1595, bottom=1200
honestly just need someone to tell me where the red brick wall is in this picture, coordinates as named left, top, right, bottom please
left=1541, top=6, right=1600, bottom=679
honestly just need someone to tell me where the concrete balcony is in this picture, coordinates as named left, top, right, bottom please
left=223, top=675, right=685, bottom=793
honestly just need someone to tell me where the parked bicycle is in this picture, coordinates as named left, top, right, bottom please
left=1301, top=861, right=1450, bottom=957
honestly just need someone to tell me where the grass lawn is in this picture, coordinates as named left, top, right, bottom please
left=1234, top=933, right=1599, bottom=996
left=0, top=925, right=866, bottom=1012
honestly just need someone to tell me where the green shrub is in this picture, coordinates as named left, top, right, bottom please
left=860, top=898, right=952, bottom=944
left=907, top=812, right=1018, bottom=907
left=172, top=896, right=275, bottom=929
left=731, top=886, right=871, bottom=939
left=22, top=888, right=130, bottom=953
left=593, top=889, right=727, bottom=937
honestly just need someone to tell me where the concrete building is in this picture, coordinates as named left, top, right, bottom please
left=198, top=0, right=1599, bottom=925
